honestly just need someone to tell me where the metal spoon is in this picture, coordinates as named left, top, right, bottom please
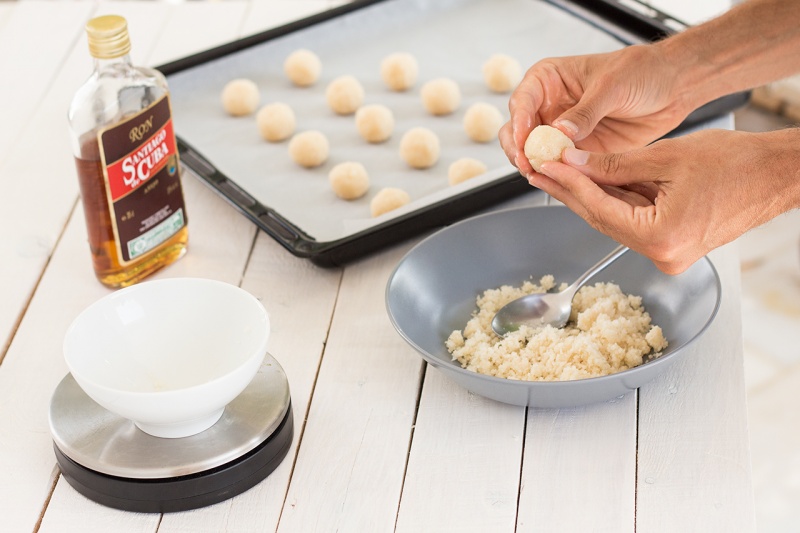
left=491, top=244, right=630, bottom=335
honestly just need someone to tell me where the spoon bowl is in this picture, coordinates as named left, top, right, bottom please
left=491, top=244, right=629, bottom=335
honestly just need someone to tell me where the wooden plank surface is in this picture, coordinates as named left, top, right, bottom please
left=0, top=4, right=173, bottom=531
left=636, top=242, right=756, bottom=532
left=0, top=2, right=93, bottom=362
left=0, top=0, right=257, bottom=360
left=276, top=242, right=424, bottom=532
left=244, top=0, right=336, bottom=36
left=156, top=231, right=342, bottom=533
left=143, top=0, right=251, bottom=67
left=5, top=202, right=156, bottom=533
left=395, top=369, right=525, bottom=532
left=0, top=2, right=94, bottom=168
left=0, top=3, right=15, bottom=32
left=517, top=396, right=637, bottom=532
left=4, top=3, right=253, bottom=532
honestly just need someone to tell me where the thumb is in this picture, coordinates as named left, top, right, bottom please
left=553, top=89, right=615, bottom=142
left=561, top=147, right=654, bottom=186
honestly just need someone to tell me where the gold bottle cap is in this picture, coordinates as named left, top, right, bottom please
left=85, top=15, right=131, bottom=59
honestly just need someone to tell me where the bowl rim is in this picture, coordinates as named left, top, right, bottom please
left=63, top=277, right=270, bottom=398
left=385, top=204, right=723, bottom=388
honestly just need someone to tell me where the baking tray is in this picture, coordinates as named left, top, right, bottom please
left=159, top=0, right=748, bottom=267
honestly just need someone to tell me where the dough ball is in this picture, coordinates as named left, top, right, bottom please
left=256, top=102, right=295, bottom=142
left=380, top=52, right=419, bottom=91
left=355, top=104, right=394, bottom=143
left=221, top=78, right=260, bottom=116
left=329, top=162, right=370, bottom=200
left=288, top=130, right=329, bottom=168
left=420, top=78, right=461, bottom=116
left=399, top=127, right=440, bottom=169
left=448, top=157, right=488, bottom=185
left=524, top=125, right=575, bottom=172
left=284, top=49, right=321, bottom=87
left=463, top=102, right=504, bottom=143
left=482, top=53, right=522, bottom=93
left=371, top=187, right=410, bottom=217
left=326, top=75, right=365, bottom=115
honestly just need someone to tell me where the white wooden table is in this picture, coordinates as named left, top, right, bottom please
left=0, top=2, right=755, bottom=532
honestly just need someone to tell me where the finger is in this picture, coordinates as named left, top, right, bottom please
left=539, top=160, right=646, bottom=239
left=526, top=171, right=593, bottom=222
left=498, top=123, right=529, bottom=174
left=561, top=146, right=658, bottom=186
left=508, top=75, right=544, bottom=149
left=500, top=121, right=536, bottom=177
left=622, top=182, right=660, bottom=204
left=508, top=72, right=544, bottom=123
left=516, top=154, right=535, bottom=178
left=552, top=86, right=616, bottom=142
left=499, top=122, right=516, bottom=166
left=599, top=184, right=653, bottom=208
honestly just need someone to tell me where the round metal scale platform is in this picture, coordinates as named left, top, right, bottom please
left=49, top=353, right=293, bottom=513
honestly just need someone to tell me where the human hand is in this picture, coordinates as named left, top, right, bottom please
left=534, top=128, right=800, bottom=274
left=499, top=44, right=692, bottom=178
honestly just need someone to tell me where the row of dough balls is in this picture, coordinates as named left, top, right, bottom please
left=330, top=156, right=489, bottom=218
left=287, top=125, right=491, bottom=218
left=251, top=99, right=504, bottom=147
left=222, top=76, right=506, bottom=143
left=287, top=125, right=482, bottom=172
left=283, top=49, right=522, bottom=94
left=221, top=49, right=519, bottom=121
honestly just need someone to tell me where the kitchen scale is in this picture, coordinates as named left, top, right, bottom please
left=48, top=353, right=293, bottom=513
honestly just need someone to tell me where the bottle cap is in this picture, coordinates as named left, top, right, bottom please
left=85, top=15, right=131, bottom=59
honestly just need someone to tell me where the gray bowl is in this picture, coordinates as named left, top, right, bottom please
left=385, top=205, right=721, bottom=408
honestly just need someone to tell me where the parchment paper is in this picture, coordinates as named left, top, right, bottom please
left=167, top=0, right=624, bottom=242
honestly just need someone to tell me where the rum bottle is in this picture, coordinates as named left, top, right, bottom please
left=68, top=15, right=188, bottom=288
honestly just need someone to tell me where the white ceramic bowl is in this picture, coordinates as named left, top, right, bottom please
left=63, top=278, right=270, bottom=438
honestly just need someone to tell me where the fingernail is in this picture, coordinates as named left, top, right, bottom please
left=538, top=162, right=554, bottom=178
left=554, top=119, right=579, bottom=138
left=563, top=147, right=589, bottom=166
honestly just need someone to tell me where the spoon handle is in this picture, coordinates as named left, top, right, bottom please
left=569, top=244, right=630, bottom=293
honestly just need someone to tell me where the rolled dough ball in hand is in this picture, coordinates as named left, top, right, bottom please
left=288, top=130, right=329, bottom=168
left=463, top=102, right=504, bottom=143
left=371, top=187, right=410, bottom=217
left=256, top=102, right=295, bottom=142
left=355, top=104, right=394, bottom=143
left=326, top=75, right=365, bottom=115
left=524, top=125, right=575, bottom=173
left=420, top=78, right=461, bottom=116
left=448, top=157, right=488, bottom=185
left=329, top=162, right=370, bottom=200
left=380, top=52, right=419, bottom=91
left=221, top=78, right=260, bottom=116
left=399, top=127, right=440, bottom=169
left=284, top=49, right=322, bottom=87
left=482, top=54, right=522, bottom=93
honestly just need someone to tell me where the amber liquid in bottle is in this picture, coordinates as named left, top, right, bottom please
left=74, top=135, right=188, bottom=288
left=69, top=15, right=188, bottom=288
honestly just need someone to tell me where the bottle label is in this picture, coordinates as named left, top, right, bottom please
left=98, top=95, right=187, bottom=264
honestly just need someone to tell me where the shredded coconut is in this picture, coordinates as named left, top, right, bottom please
left=446, top=276, right=667, bottom=381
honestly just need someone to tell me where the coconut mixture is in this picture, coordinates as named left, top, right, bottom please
left=446, top=275, right=668, bottom=381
